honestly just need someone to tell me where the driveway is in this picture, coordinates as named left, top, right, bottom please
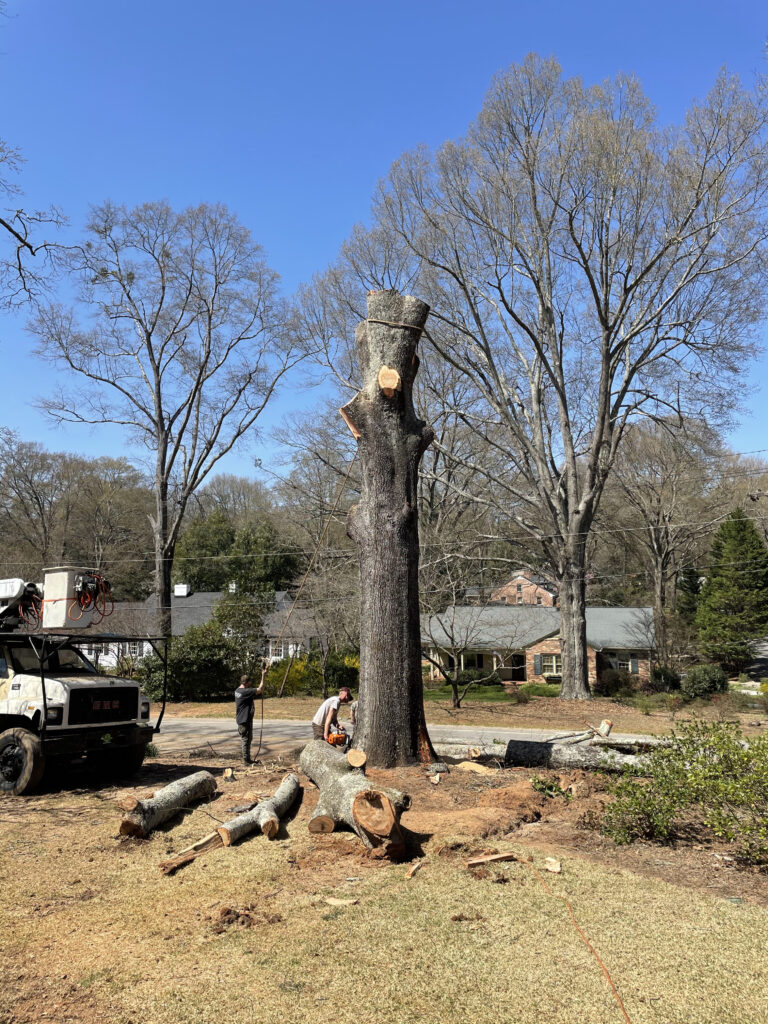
left=152, top=716, right=654, bottom=761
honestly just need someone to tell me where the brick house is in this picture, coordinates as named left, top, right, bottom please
left=490, top=570, right=559, bottom=607
left=422, top=605, right=654, bottom=688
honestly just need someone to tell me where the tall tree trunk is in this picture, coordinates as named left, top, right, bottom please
left=153, top=478, right=172, bottom=638
left=653, top=567, right=668, bottom=666
left=558, top=547, right=591, bottom=700
left=343, top=290, right=436, bottom=767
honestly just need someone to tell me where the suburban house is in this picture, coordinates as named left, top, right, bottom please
left=490, top=570, right=559, bottom=607
left=422, top=604, right=654, bottom=688
left=89, top=586, right=319, bottom=667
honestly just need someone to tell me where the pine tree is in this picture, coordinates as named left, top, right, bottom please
left=696, top=510, right=768, bottom=673
left=676, top=566, right=701, bottom=624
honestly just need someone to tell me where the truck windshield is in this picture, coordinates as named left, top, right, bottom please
left=10, top=645, right=97, bottom=674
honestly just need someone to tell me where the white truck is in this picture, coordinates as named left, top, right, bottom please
left=0, top=573, right=166, bottom=796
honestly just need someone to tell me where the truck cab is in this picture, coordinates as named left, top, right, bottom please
left=0, top=633, right=160, bottom=795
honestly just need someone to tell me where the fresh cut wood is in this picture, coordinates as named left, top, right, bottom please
left=300, top=740, right=411, bottom=853
left=217, top=773, right=301, bottom=845
left=118, top=770, right=217, bottom=838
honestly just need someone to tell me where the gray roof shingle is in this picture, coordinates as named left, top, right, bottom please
left=422, top=605, right=654, bottom=651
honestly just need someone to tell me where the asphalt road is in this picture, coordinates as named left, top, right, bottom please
left=152, top=715, right=652, bottom=761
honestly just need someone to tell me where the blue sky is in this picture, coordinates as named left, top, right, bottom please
left=2, top=0, right=767, bottom=474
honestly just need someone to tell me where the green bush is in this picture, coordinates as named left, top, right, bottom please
left=263, top=652, right=360, bottom=698
left=136, top=621, right=239, bottom=701
left=456, top=668, right=502, bottom=686
left=680, top=664, right=728, bottom=701
left=263, top=657, right=318, bottom=696
left=601, top=721, right=768, bottom=864
left=594, top=668, right=637, bottom=698
left=647, top=665, right=681, bottom=693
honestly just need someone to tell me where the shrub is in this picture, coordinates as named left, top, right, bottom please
left=601, top=721, right=768, bottom=864
left=647, top=665, right=681, bottom=693
left=457, top=668, right=502, bottom=686
left=136, top=621, right=239, bottom=701
left=680, top=664, right=728, bottom=701
left=263, top=657, right=318, bottom=697
left=594, top=668, right=634, bottom=698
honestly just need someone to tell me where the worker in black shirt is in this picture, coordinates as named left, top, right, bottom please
left=234, top=669, right=265, bottom=764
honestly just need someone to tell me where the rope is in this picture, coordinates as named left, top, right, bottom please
left=366, top=317, right=425, bottom=334
left=251, top=452, right=359, bottom=760
left=514, top=857, right=634, bottom=1024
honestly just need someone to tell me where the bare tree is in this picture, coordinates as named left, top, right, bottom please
left=0, top=139, right=65, bottom=310
left=604, top=420, right=728, bottom=663
left=304, top=56, right=768, bottom=698
left=31, top=200, right=303, bottom=633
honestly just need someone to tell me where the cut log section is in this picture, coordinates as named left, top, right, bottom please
left=300, top=740, right=410, bottom=853
left=217, top=773, right=301, bottom=845
left=157, top=775, right=301, bottom=875
left=377, top=364, right=402, bottom=397
left=346, top=748, right=367, bottom=769
left=118, top=770, right=217, bottom=838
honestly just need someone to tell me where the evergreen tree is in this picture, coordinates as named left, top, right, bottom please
left=696, top=510, right=768, bottom=672
left=676, top=566, right=702, bottom=624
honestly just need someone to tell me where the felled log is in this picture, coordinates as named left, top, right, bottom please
left=434, top=735, right=669, bottom=773
left=118, top=770, right=217, bottom=837
left=503, top=737, right=663, bottom=772
left=217, top=773, right=300, bottom=844
left=158, top=775, right=301, bottom=874
left=299, top=740, right=411, bottom=852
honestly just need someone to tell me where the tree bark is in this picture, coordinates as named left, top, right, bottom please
left=299, top=740, right=411, bottom=853
left=117, top=770, right=217, bottom=837
left=157, top=775, right=300, bottom=874
left=558, top=553, right=591, bottom=700
left=343, top=290, right=437, bottom=767
left=217, top=773, right=301, bottom=844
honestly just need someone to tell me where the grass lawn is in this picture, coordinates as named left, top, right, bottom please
left=1, top=755, right=767, bottom=1024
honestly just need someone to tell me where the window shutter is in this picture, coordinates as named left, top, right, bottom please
left=630, top=657, right=639, bottom=675
left=533, top=654, right=542, bottom=675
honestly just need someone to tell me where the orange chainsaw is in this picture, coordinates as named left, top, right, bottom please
left=327, top=731, right=347, bottom=747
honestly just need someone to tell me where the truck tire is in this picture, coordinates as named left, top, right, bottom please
left=0, top=728, right=46, bottom=796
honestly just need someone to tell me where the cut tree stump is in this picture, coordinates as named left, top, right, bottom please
left=158, top=775, right=302, bottom=874
left=217, top=773, right=301, bottom=845
left=346, top=749, right=367, bottom=769
left=118, top=770, right=217, bottom=838
left=300, top=740, right=411, bottom=854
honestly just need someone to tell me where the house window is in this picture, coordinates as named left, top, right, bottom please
left=516, top=584, right=522, bottom=592
left=606, top=651, right=639, bottom=673
left=271, top=640, right=284, bottom=659
left=536, top=596, right=542, bottom=605
left=463, top=651, right=484, bottom=670
left=516, top=596, right=523, bottom=604
left=129, top=642, right=140, bottom=658
left=541, top=654, right=562, bottom=676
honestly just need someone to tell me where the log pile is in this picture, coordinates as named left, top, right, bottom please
left=299, top=740, right=410, bottom=855
left=158, top=773, right=301, bottom=875
left=118, top=770, right=217, bottom=838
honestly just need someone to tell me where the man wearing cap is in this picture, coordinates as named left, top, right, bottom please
left=312, top=686, right=353, bottom=744
left=234, top=669, right=265, bottom=764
